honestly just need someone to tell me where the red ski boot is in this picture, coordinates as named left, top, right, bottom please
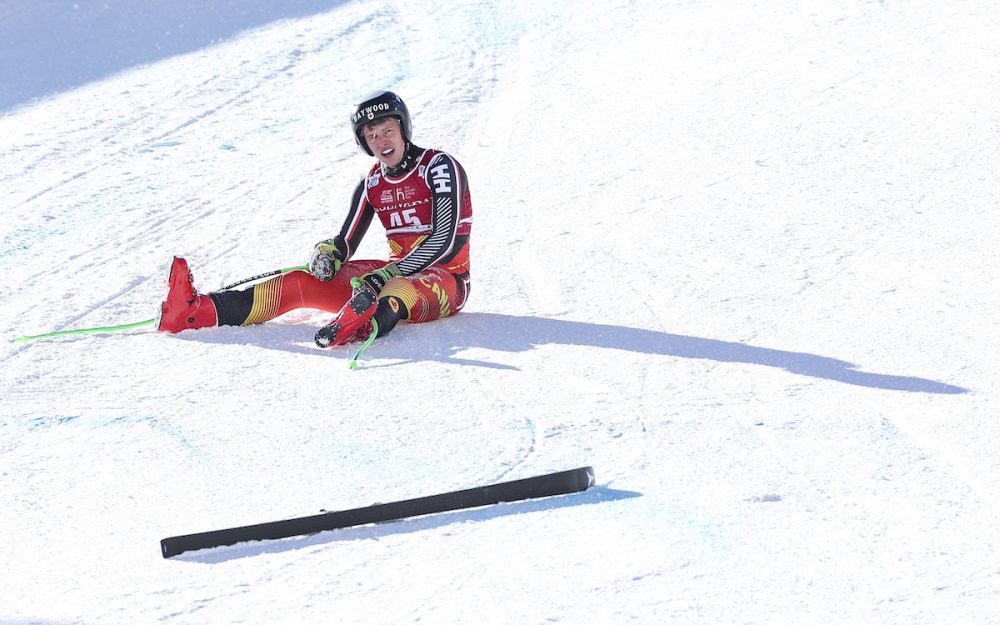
left=314, top=279, right=378, bottom=347
left=156, top=257, right=218, bottom=333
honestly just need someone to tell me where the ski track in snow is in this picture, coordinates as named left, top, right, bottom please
left=4, top=1, right=1000, bottom=624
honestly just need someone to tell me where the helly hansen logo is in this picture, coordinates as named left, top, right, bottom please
left=430, top=162, right=452, bottom=193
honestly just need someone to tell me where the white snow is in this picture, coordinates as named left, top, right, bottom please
left=3, top=1, right=1000, bottom=623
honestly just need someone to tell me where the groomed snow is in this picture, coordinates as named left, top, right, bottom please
left=2, top=1, right=1000, bottom=623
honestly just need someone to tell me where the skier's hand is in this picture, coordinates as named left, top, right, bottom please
left=357, top=263, right=401, bottom=294
left=308, top=239, right=345, bottom=281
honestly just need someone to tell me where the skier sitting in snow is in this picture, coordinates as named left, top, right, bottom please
left=156, top=90, right=473, bottom=347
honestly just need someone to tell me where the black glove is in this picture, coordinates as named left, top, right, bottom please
left=308, top=239, right=345, bottom=281
left=356, top=262, right=401, bottom=294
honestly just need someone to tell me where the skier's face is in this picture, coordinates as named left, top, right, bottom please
left=364, top=117, right=406, bottom=167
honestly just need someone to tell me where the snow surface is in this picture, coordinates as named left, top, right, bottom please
left=3, top=0, right=1000, bottom=623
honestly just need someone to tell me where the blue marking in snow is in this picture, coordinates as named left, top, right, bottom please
left=16, top=413, right=203, bottom=458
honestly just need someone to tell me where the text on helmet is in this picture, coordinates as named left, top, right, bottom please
left=353, top=102, right=392, bottom=123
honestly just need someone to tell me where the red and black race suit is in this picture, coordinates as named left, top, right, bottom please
left=338, top=146, right=473, bottom=277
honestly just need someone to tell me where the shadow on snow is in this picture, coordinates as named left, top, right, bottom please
left=432, top=313, right=968, bottom=394
left=178, top=311, right=968, bottom=394
left=0, top=0, right=349, bottom=112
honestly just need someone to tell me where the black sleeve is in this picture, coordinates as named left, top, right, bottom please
left=337, top=178, right=376, bottom=260
left=396, top=152, right=468, bottom=275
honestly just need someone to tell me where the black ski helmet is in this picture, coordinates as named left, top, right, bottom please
left=351, top=90, right=411, bottom=156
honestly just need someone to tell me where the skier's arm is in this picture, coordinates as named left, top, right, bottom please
left=308, top=178, right=375, bottom=280
left=337, top=177, right=376, bottom=260
left=396, top=152, right=469, bottom=275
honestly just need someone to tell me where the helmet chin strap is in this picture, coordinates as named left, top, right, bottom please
left=383, top=142, right=419, bottom=177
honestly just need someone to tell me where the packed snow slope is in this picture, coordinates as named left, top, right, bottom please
left=3, top=1, right=1000, bottom=623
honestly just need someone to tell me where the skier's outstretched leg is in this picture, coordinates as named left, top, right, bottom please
left=156, top=257, right=385, bottom=333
